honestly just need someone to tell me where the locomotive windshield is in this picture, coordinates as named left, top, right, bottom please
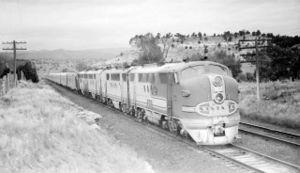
left=207, top=65, right=228, bottom=75
left=181, top=65, right=228, bottom=81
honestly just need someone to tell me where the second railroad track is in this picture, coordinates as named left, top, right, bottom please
left=239, top=121, right=300, bottom=147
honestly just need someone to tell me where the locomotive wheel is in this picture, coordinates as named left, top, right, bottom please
left=144, top=116, right=149, bottom=124
left=119, top=103, right=123, bottom=112
left=108, top=99, right=114, bottom=108
left=168, top=119, right=178, bottom=134
left=119, top=103, right=126, bottom=113
left=137, top=109, right=144, bottom=122
left=130, top=107, right=135, bottom=117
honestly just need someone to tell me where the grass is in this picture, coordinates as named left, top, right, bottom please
left=239, top=80, right=300, bottom=129
left=0, top=81, right=154, bottom=173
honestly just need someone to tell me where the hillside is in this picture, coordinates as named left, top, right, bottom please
left=0, top=81, right=154, bottom=173
left=0, top=48, right=129, bottom=76
left=110, top=34, right=258, bottom=74
left=1, top=48, right=127, bottom=61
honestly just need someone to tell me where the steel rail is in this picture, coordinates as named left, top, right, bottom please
left=239, top=122, right=300, bottom=147
left=240, top=122, right=300, bottom=138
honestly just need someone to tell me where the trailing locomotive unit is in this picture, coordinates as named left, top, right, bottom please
left=47, top=61, right=239, bottom=145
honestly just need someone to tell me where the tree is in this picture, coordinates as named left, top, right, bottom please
left=190, top=53, right=202, bottom=61
left=209, top=50, right=241, bottom=78
left=198, top=32, right=202, bottom=40
left=129, top=33, right=163, bottom=65
left=161, top=33, right=173, bottom=58
left=17, top=61, right=39, bottom=83
left=234, top=32, right=238, bottom=38
left=223, top=31, right=231, bottom=41
left=175, top=33, right=185, bottom=43
left=75, top=61, right=88, bottom=71
left=155, top=33, right=161, bottom=39
left=259, top=46, right=300, bottom=81
left=62, top=68, right=69, bottom=72
left=204, top=45, right=208, bottom=54
left=239, top=30, right=245, bottom=36
left=256, top=30, right=261, bottom=36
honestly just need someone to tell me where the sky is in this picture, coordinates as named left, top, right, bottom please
left=0, top=0, right=299, bottom=50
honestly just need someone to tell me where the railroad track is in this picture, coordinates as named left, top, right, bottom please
left=239, top=122, right=300, bottom=147
left=95, top=101, right=300, bottom=173
left=206, top=144, right=300, bottom=173
left=107, top=106, right=300, bottom=173
left=48, top=81, right=300, bottom=173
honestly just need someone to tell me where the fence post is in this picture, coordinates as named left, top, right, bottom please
left=0, top=78, right=3, bottom=96
left=0, top=73, right=20, bottom=96
left=6, top=74, right=9, bottom=93
left=3, top=77, right=5, bottom=95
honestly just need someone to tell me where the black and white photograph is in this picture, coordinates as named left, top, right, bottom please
left=0, top=0, right=299, bottom=172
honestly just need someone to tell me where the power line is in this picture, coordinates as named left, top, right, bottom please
left=238, top=37, right=271, bottom=101
left=2, top=40, right=27, bottom=87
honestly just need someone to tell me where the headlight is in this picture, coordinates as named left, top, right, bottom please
left=214, top=92, right=224, bottom=104
left=213, top=76, right=223, bottom=87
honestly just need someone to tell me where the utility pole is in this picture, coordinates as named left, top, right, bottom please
left=238, top=37, right=271, bottom=101
left=2, top=40, right=27, bottom=87
left=255, top=37, right=260, bottom=101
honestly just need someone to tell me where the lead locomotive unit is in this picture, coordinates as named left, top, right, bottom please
left=47, top=61, right=240, bottom=145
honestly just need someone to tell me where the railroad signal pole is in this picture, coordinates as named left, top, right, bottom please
left=2, top=40, right=27, bottom=87
left=238, top=37, right=271, bottom=101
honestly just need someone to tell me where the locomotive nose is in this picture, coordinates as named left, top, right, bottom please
left=180, top=74, right=239, bottom=117
left=179, top=73, right=240, bottom=145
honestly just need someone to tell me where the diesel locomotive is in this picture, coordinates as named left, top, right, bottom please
left=47, top=61, right=240, bottom=145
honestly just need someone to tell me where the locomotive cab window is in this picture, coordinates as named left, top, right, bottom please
left=122, top=74, right=127, bottom=81
left=150, top=73, right=155, bottom=83
left=130, top=74, right=135, bottom=81
left=111, top=73, right=120, bottom=81
left=207, top=65, right=228, bottom=76
left=181, top=65, right=205, bottom=81
left=138, top=73, right=148, bottom=83
left=159, top=73, right=168, bottom=84
left=158, top=73, right=175, bottom=84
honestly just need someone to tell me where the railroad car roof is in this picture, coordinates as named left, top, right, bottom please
left=131, top=61, right=228, bottom=73
left=76, top=61, right=228, bottom=74
left=105, top=68, right=126, bottom=73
